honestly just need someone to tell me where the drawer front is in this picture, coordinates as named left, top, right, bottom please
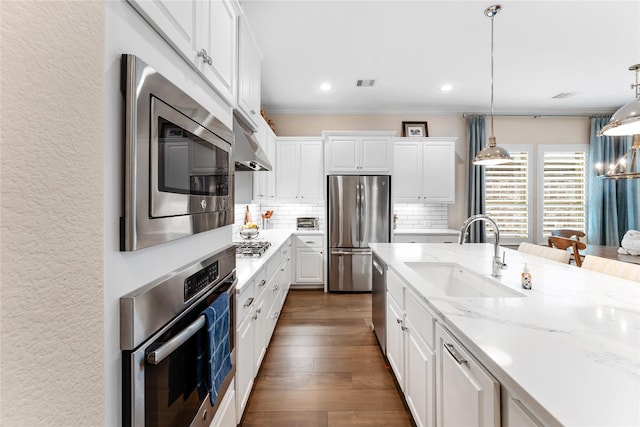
left=296, top=235, right=324, bottom=248
left=386, top=269, right=405, bottom=307
left=394, top=234, right=428, bottom=243
left=425, top=234, right=458, bottom=243
left=236, top=279, right=256, bottom=325
left=405, top=287, right=436, bottom=348
left=265, top=250, right=282, bottom=282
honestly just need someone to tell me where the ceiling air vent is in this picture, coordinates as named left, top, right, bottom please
left=356, top=79, right=376, bottom=87
left=551, top=92, right=576, bottom=99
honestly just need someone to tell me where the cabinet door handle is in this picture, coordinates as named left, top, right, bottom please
left=444, top=343, right=468, bottom=365
left=197, top=48, right=212, bottom=65
left=258, top=279, right=266, bottom=288
left=396, top=318, right=402, bottom=324
left=250, top=109, right=256, bottom=115
left=244, top=297, right=254, bottom=307
left=272, top=285, right=279, bottom=291
left=256, top=307, right=262, bottom=314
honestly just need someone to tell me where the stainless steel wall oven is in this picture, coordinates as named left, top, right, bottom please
left=121, top=54, right=235, bottom=251
left=120, top=245, right=236, bottom=427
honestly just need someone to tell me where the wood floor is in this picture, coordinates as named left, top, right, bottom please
left=240, top=290, right=415, bottom=427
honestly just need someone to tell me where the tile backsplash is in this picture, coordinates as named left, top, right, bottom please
left=234, top=202, right=448, bottom=232
left=393, top=203, right=449, bottom=229
left=234, top=203, right=325, bottom=232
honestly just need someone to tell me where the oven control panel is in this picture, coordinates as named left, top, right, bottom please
left=184, top=261, right=219, bottom=302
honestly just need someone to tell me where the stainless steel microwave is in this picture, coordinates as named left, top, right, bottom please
left=121, top=54, right=234, bottom=251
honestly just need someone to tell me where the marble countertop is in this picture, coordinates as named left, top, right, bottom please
left=369, top=242, right=640, bottom=426
left=393, top=228, right=459, bottom=235
left=234, top=229, right=324, bottom=290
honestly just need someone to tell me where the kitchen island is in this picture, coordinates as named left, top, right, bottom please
left=370, top=242, right=640, bottom=426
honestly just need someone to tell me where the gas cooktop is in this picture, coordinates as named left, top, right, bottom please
left=234, top=241, right=271, bottom=258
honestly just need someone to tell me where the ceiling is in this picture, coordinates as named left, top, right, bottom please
left=241, top=0, right=640, bottom=116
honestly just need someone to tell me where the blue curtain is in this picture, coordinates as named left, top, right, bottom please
left=464, top=115, right=486, bottom=243
left=587, top=117, right=637, bottom=245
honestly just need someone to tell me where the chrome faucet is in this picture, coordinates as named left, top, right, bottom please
left=459, top=214, right=507, bottom=277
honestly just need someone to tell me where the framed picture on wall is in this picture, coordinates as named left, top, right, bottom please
left=402, top=121, right=429, bottom=137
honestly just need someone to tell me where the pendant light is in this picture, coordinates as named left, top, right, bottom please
left=474, top=4, right=513, bottom=166
left=598, top=64, right=640, bottom=137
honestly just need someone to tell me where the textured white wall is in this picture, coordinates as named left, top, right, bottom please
left=1, top=2, right=105, bottom=426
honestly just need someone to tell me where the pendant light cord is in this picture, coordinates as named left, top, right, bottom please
left=490, top=12, right=495, bottom=142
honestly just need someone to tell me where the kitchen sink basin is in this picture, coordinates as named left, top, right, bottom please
left=404, top=262, right=524, bottom=298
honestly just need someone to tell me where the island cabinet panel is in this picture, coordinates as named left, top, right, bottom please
left=385, top=269, right=436, bottom=426
left=502, top=391, right=546, bottom=427
left=435, top=323, right=500, bottom=427
left=386, top=292, right=405, bottom=391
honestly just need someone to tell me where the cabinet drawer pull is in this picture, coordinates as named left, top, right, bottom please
left=258, top=279, right=266, bottom=288
left=273, top=311, right=279, bottom=319
left=445, top=343, right=468, bottom=365
left=244, top=297, right=254, bottom=307
left=256, top=308, right=262, bottom=314
left=396, top=318, right=402, bottom=324
left=272, top=285, right=279, bottom=291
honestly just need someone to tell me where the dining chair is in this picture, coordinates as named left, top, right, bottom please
left=551, top=229, right=586, bottom=240
left=517, top=242, right=571, bottom=264
left=582, top=255, right=640, bottom=282
left=548, top=236, right=587, bottom=267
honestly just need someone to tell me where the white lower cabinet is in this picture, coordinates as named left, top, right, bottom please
left=209, top=380, right=236, bottom=427
left=235, top=238, right=292, bottom=423
left=405, top=311, right=436, bottom=427
left=294, top=235, right=324, bottom=285
left=386, top=293, right=405, bottom=390
left=435, top=323, right=500, bottom=427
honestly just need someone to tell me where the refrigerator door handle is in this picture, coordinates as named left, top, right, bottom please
left=331, top=249, right=372, bottom=255
left=358, top=181, right=364, bottom=247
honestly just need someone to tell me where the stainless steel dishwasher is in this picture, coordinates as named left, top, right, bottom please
left=372, top=253, right=387, bottom=353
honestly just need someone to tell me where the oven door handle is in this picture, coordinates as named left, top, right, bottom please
left=147, top=315, right=206, bottom=365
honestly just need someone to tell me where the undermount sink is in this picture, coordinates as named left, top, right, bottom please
left=404, top=262, right=524, bottom=298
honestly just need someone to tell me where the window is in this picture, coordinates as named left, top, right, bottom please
left=485, top=146, right=531, bottom=243
left=539, top=146, right=587, bottom=240
left=484, top=144, right=587, bottom=245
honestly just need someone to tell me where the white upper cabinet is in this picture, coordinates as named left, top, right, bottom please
left=127, top=0, right=240, bottom=104
left=393, top=137, right=456, bottom=204
left=196, top=0, right=238, bottom=102
left=323, top=131, right=395, bottom=174
left=275, top=138, right=323, bottom=202
left=236, top=13, right=261, bottom=129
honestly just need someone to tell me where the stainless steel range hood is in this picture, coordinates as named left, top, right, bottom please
left=233, top=116, right=272, bottom=171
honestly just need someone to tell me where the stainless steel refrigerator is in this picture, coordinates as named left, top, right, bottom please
left=328, top=175, right=391, bottom=292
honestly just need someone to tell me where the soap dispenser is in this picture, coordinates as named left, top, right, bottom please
left=521, top=263, right=532, bottom=289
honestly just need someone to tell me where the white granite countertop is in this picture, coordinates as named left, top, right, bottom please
left=234, top=229, right=324, bottom=290
left=369, top=242, right=640, bottom=426
left=393, top=228, right=460, bottom=235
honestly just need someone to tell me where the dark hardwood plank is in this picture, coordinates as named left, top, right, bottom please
left=241, top=411, right=328, bottom=427
left=240, top=290, right=414, bottom=426
left=328, top=410, right=413, bottom=426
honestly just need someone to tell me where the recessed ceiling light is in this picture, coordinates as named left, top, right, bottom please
left=320, top=83, right=332, bottom=91
left=440, top=84, right=453, bottom=92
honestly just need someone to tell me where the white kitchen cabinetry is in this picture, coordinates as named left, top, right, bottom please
left=236, top=13, right=261, bottom=129
left=210, top=380, right=236, bottom=427
left=127, top=0, right=239, bottom=104
left=294, top=235, right=324, bottom=285
left=252, top=118, right=277, bottom=202
left=235, top=238, right=291, bottom=422
left=393, top=137, right=456, bottom=204
left=323, top=131, right=395, bottom=174
left=435, top=323, right=500, bottom=427
left=386, top=269, right=436, bottom=427
left=275, top=138, right=323, bottom=202
left=502, top=390, right=546, bottom=427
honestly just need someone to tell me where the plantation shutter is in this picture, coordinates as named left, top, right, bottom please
left=485, top=151, right=529, bottom=239
left=542, top=150, right=586, bottom=237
